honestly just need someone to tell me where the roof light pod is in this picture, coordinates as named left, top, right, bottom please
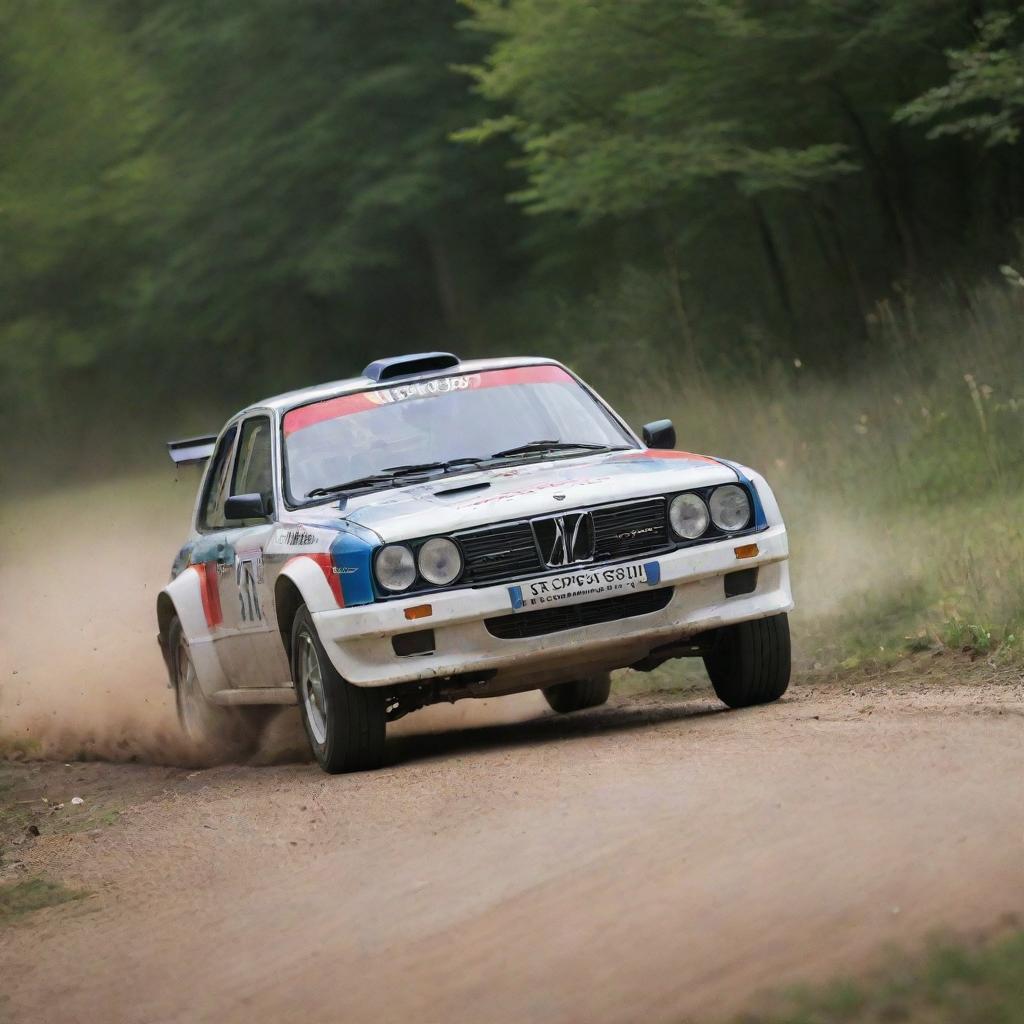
left=362, top=352, right=460, bottom=382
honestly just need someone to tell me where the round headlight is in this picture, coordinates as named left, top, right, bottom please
left=669, top=492, right=709, bottom=540
left=709, top=484, right=751, bottom=532
left=375, top=544, right=416, bottom=592
left=417, top=537, right=462, bottom=587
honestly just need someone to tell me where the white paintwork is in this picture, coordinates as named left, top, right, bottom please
left=157, top=355, right=794, bottom=709
left=312, top=525, right=791, bottom=689
left=275, top=554, right=341, bottom=615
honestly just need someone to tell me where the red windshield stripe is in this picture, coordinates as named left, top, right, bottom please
left=282, top=364, right=571, bottom=436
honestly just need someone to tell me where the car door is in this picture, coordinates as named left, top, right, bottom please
left=213, top=414, right=290, bottom=688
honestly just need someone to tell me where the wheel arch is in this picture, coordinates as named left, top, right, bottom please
left=275, top=575, right=304, bottom=657
left=156, top=591, right=178, bottom=678
left=273, top=555, right=340, bottom=658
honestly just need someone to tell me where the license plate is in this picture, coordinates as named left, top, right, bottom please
left=508, top=560, right=661, bottom=612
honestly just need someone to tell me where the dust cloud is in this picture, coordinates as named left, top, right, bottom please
left=0, top=471, right=880, bottom=766
left=0, top=474, right=200, bottom=764
left=0, top=473, right=541, bottom=766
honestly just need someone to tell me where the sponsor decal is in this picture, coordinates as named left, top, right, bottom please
left=462, top=475, right=614, bottom=508
left=283, top=364, right=572, bottom=435
left=365, top=375, right=477, bottom=405
left=279, top=528, right=317, bottom=547
left=235, top=549, right=264, bottom=624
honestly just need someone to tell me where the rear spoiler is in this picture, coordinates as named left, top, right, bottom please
left=167, top=434, right=217, bottom=466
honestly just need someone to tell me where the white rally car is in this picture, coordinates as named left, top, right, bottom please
left=158, top=353, right=792, bottom=773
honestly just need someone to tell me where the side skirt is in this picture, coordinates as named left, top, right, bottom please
left=208, top=687, right=298, bottom=707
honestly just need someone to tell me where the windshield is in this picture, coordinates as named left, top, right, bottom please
left=282, top=365, right=635, bottom=504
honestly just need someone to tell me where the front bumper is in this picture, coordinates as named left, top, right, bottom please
left=312, top=525, right=792, bottom=690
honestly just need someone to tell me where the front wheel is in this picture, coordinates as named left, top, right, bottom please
left=703, top=613, right=791, bottom=709
left=543, top=673, right=612, bottom=714
left=292, top=605, right=386, bottom=774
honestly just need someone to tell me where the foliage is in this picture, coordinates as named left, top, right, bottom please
left=456, top=0, right=857, bottom=222
left=0, top=1, right=161, bottom=438
left=3, top=0, right=1024, bottom=477
left=897, top=9, right=1024, bottom=146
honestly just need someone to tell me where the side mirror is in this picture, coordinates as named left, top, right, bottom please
left=642, top=419, right=676, bottom=450
left=224, top=493, right=269, bottom=521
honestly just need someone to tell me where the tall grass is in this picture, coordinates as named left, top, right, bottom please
left=568, top=274, right=1024, bottom=668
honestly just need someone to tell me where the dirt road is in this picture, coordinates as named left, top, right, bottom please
left=2, top=663, right=1022, bottom=1024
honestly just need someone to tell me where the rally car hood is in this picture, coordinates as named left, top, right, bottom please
left=319, top=450, right=740, bottom=542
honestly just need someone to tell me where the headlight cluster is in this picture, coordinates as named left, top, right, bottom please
left=374, top=537, right=463, bottom=592
left=669, top=484, right=750, bottom=540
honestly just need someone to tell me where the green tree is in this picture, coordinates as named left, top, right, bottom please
left=897, top=8, right=1024, bottom=147
left=0, top=1, right=161, bottom=439
left=130, top=0, right=516, bottom=392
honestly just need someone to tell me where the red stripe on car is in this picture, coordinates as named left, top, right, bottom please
left=617, top=449, right=721, bottom=465
left=191, top=563, right=223, bottom=628
left=282, top=554, right=346, bottom=607
left=283, top=364, right=571, bottom=435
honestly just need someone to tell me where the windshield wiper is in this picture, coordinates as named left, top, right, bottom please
left=382, top=457, right=485, bottom=476
left=306, top=474, right=396, bottom=498
left=305, top=458, right=487, bottom=499
left=490, top=440, right=625, bottom=459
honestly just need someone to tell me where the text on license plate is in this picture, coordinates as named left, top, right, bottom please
left=508, top=560, right=661, bottom=612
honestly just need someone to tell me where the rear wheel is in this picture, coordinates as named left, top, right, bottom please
left=292, top=605, right=386, bottom=774
left=703, top=613, right=791, bottom=709
left=543, top=673, right=612, bottom=714
left=170, top=616, right=266, bottom=758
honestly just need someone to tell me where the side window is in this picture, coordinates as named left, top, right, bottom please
left=232, top=417, right=274, bottom=510
left=199, top=426, right=238, bottom=531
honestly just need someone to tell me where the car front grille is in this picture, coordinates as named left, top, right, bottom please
left=457, top=522, right=541, bottom=585
left=456, top=497, right=670, bottom=586
left=484, top=587, right=673, bottom=639
left=591, top=497, right=669, bottom=559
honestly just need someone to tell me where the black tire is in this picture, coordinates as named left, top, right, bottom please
left=169, top=616, right=267, bottom=759
left=291, top=605, right=386, bottom=774
left=703, top=612, right=791, bottom=709
left=542, top=673, right=612, bottom=714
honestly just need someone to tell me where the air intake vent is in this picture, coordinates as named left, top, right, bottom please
left=485, top=587, right=672, bottom=639
left=363, top=352, right=460, bottom=382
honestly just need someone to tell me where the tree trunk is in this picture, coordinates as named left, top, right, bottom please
left=830, top=84, right=917, bottom=280
left=660, top=234, right=704, bottom=380
left=423, top=223, right=463, bottom=341
left=751, top=197, right=796, bottom=337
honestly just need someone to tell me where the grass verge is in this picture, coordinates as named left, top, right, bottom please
left=738, top=928, right=1024, bottom=1024
left=0, top=878, right=85, bottom=925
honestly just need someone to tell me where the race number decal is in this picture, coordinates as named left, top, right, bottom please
left=235, top=549, right=264, bottom=624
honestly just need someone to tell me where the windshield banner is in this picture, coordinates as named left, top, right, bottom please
left=283, top=364, right=571, bottom=435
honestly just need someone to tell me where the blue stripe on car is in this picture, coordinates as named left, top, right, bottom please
left=329, top=531, right=376, bottom=606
